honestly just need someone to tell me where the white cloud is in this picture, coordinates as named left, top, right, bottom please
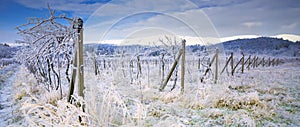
left=84, top=0, right=215, bottom=43
left=84, top=1, right=222, bottom=45
left=242, top=22, right=262, bottom=28
left=14, top=0, right=300, bottom=44
left=14, top=0, right=104, bottom=15
left=202, top=0, right=300, bottom=37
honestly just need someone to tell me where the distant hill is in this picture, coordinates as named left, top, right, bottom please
left=0, top=43, right=19, bottom=66
left=85, top=37, right=300, bottom=57
left=221, top=37, right=300, bottom=56
left=0, top=43, right=19, bottom=59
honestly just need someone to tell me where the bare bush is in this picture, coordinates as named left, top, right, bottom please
left=16, top=5, right=77, bottom=94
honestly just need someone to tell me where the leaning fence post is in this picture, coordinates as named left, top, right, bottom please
left=241, top=53, right=244, bottom=73
left=221, top=53, right=233, bottom=74
left=231, top=52, right=234, bottom=76
left=246, top=55, right=251, bottom=70
left=256, top=57, right=259, bottom=67
left=181, top=39, right=186, bottom=94
left=215, top=48, right=218, bottom=84
left=68, top=49, right=77, bottom=102
left=272, top=58, right=275, bottom=66
left=159, top=51, right=182, bottom=91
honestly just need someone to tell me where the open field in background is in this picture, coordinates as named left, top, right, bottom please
left=0, top=39, right=299, bottom=126
left=1, top=0, right=300, bottom=126
left=82, top=53, right=300, bottom=126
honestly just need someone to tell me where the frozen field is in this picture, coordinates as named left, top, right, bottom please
left=83, top=56, right=300, bottom=126
left=0, top=57, right=299, bottom=126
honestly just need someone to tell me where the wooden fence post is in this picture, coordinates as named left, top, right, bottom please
left=232, top=53, right=244, bottom=75
left=161, top=53, right=165, bottom=85
left=268, top=57, right=271, bottom=67
left=262, top=57, right=265, bottom=67
left=252, top=56, right=256, bottom=68
left=103, top=59, right=106, bottom=69
left=231, top=52, right=234, bottom=76
left=78, top=22, right=84, bottom=99
left=198, top=58, right=201, bottom=70
left=241, top=53, right=244, bottom=73
left=137, top=56, right=142, bottom=78
left=202, top=49, right=218, bottom=82
left=68, top=49, right=77, bottom=102
left=94, top=56, right=98, bottom=75
left=256, top=57, right=259, bottom=67
left=159, top=51, right=182, bottom=91
left=181, top=39, right=186, bottom=94
left=253, top=56, right=257, bottom=68
left=215, top=48, right=218, bottom=84
left=221, top=52, right=233, bottom=74
left=68, top=18, right=84, bottom=103
left=246, top=55, right=251, bottom=70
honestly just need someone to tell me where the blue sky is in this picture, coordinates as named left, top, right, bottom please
left=0, top=0, right=299, bottom=43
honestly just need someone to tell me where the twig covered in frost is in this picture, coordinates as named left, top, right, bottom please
left=16, top=5, right=77, bottom=93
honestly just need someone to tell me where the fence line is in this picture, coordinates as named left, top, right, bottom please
left=91, top=48, right=283, bottom=92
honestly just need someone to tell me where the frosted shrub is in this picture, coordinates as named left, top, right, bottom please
left=20, top=95, right=93, bottom=126
left=216, top=91, right=261, bottom=110
left=16, top=6, right=77, bottom=93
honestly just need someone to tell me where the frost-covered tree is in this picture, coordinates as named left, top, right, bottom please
left=16, top=5, right=78, bottom=94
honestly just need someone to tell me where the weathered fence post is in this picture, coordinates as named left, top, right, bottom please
left=198, top=58, right=201, bottom=70
left=68, top=50, right=77, bottom=102
left=181, top=39, right=186, bottom=94
left=261, top=57, right=265, bottom=67
left=232, top=53, right=244, bottom=75
left=253, top=56, right=257, bottom=68
left=68, top=18, right=84, bottom=102
left=103, top=59, right=106, bottom=69
left=137, top=55, right=142, bottom=78
left=252, top=56, right=255, bottom=68
left=215, top=48, right=218, bottom=84
left=221, top=52, right=233, bottom=74
left=268, top=57, right=271, bottom=67
left=77, top=18, right=84, bottom=99
left=231, top=52, right=234, bottom=76
left=271, top=58, right=275, bottom=66
left=159, top=51, right=182, bottom=91
left=94, top=56, right=98, bottom=75
left=241, top=53, right=244, bottom=73
left=255, top=57, right=259, bottom=67
left=129, top=60, right=134, bottom=84
left=161, top=53, right=165, bottom=85
left=247, top=55, right=251, bottom=70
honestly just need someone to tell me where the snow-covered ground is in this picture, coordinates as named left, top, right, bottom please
left=1, top=56, right=299, bottom=126
left=83, top=56, right=300, bottom=126
left=0, top=64, right=20, bottom=126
